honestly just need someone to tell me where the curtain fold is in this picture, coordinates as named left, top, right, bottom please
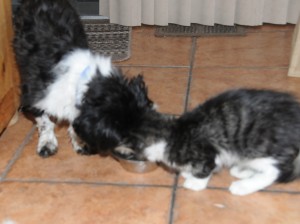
left=235, top=0, right=264, bottom=26
left=99, top=0, right=300, bottom=26
left=288, top=15, right=300, bottom=77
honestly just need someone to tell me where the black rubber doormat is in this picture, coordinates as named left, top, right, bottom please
left=155, top=23, right=246, bottom=37
left=83, top=20, right=131, bottom=62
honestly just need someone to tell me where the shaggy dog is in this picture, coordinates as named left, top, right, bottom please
left=13, top=0, right=153, bottom=157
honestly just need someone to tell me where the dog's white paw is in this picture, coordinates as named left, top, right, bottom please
left=37, top=143, right=58, bottom=158
left=229, top=180, right=257, bottom=196
left=230, top=166, right=255, bottom=179
left=183, top=177, right=209, bottom=191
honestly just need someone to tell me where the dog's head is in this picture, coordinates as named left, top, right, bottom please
left=73, top=70, right=155, bottom=152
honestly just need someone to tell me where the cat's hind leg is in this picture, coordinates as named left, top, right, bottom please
left=229, top=158, right=279, bottom=196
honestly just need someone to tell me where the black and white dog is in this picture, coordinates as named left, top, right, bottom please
left=13, top=0, right=153, bottom=157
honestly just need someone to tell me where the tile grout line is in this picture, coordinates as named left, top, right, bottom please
left=186, top=186, right=300, bottom=195
left=118, top=65, right=190, bottom=69
left=168, top=174, right=179, bottom=224
left=3, top=178, right=174, bottom=189
left=116, top=63, right=289, bottom=72
left=193, top=66, right=289, bottom=70
left=5, top=178, right=300, bottom=195
left=0, top=126, right=36, bottom=181
left=118, top=65, right=289, bottom=71
left=118, top=64, right=289, bottom=70
left=184, top=37, right=197, bottom=113
left=168, top=38, right=198, bottom=224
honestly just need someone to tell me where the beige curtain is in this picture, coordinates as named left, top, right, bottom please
left=100, top=0, right=300, bottom=26
left=288, top=16, right=300, bottom=77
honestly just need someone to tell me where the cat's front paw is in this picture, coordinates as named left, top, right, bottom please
left=181, top=172, right=192, bottom=179
left=183, top=178, right=208, bottom=191
left=229, top=180, right=257, bottom=196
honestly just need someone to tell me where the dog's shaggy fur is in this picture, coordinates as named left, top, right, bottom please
left=73, top=74, right=154, bottom=151
left=106, top=89, right=300, bottom=195
left=13, top=0, right=152, bottom=157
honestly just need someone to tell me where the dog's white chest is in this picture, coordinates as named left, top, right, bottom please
left=35, top=73, right=80, bottom=121
left=34, top=49, right=113, bottom=122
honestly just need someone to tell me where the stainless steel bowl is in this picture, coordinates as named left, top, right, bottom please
left=111, top=150, right=158, bottom=173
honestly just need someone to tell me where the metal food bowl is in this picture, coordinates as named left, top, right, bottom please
left=111, top=150, right=158, bottom=173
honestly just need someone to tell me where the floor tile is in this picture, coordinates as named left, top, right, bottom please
left=0, top=114, right=33, bottom=177
left=194, top=31, right=293, bottom=68
left=1, top=23, right=300, bottom=224
left=174, top=188, right=300, bottom=224
left=0, top=182, right=172, bottom=224
left=116, top=26, right=193, bottom=66
left=121, top=67, right=190, bottom=114
left=188, top=68, right=300, bottom=110
left=6, top=126, right=175, bottom=186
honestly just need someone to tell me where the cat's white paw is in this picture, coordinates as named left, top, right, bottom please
left=229, top=181, right=257, bottom=196
left=183, top=179, right=206, bottom=191
left=181, top=172, right=192, bottom=179
left=183, top=175, right=211, bottom=191
left=230, top=166, right=255, bottom=179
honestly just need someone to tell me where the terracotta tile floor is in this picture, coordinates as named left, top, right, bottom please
left=1, top=24, right=300, bottom=224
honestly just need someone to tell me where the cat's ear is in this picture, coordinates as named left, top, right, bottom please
left=129, top=74, right=154, bottom=109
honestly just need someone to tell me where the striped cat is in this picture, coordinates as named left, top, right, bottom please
left=115, top=89, right=300, bottom=195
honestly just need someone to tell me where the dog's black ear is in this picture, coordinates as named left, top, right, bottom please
left=129, top=75, right=154, bottom=109
left=73, top=114, right=121, bottom=151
